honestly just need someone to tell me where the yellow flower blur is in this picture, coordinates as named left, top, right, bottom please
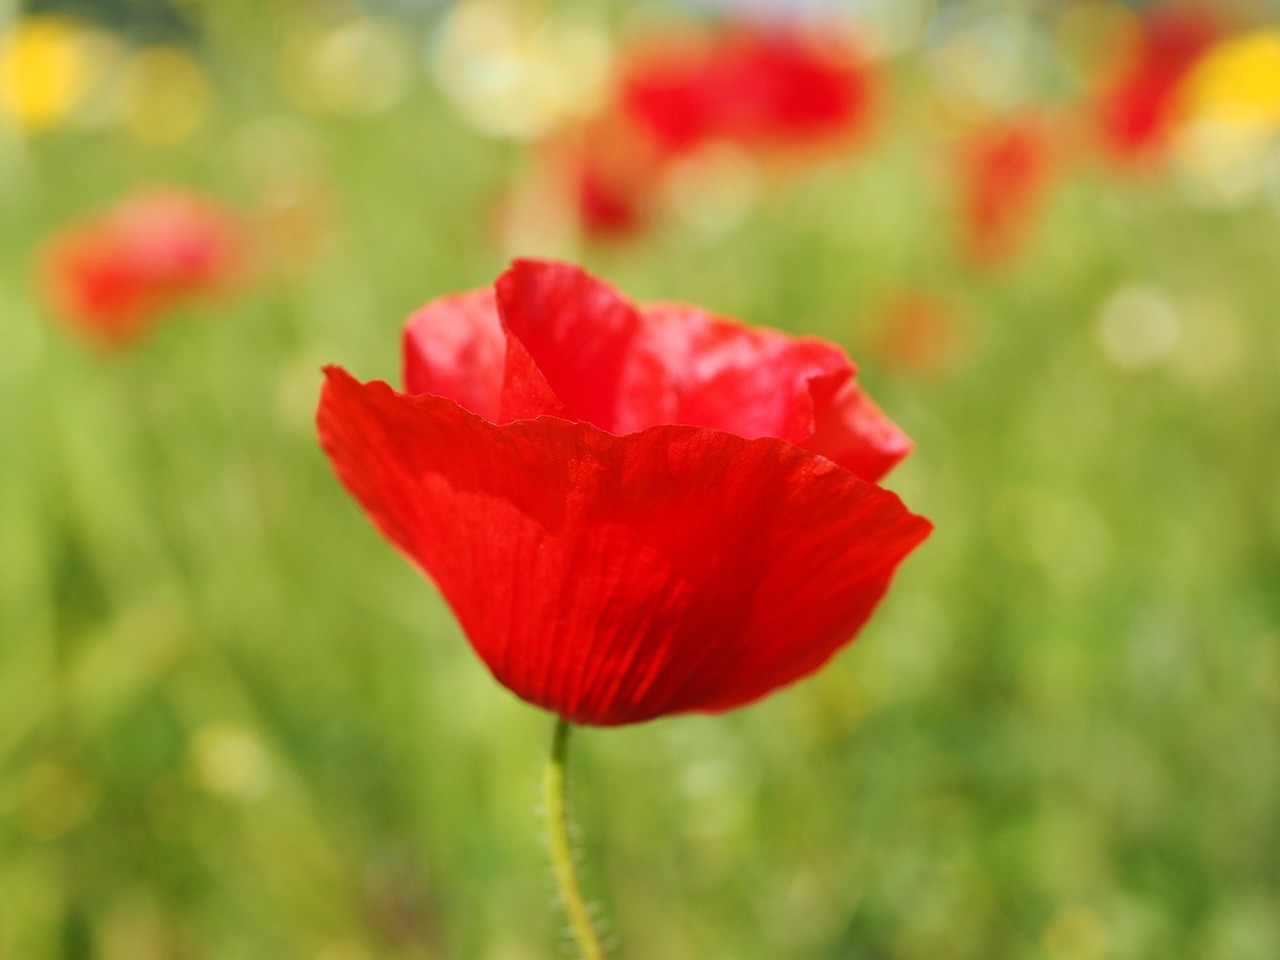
left=1173, top=29, right=1280, bottom=205
left=0, top=16, right=91, bottom=131
left=1185, top=30, right=1280, bottom=129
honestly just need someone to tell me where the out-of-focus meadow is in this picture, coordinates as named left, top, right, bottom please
left=3, top=0, right=1280, bottom=957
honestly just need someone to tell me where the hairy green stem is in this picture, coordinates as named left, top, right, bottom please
left=544, top=717, right=606, bottom=960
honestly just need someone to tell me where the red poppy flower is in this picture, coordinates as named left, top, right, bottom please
left=957, top=116, right=1054, bottom=265
left=38, top=189, right=249, bottom=345
left=620, top=27, right=875, bottom=157
left=1095, top=6, right=1219, bottom=160
left=318, top=260, right=930, bottom=726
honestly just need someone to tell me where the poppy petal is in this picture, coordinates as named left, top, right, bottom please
left=402, top=288, right=505, bottom=417
left=624, top=303, right=854, bottom=442
left=318, top=366, right=931, bottom=726
left=401, top=283, right=568, bottom=424
left=802, top=380, right=914, bottom=484
left=495, top=259, right=864, bottom=445
left=495, top=258, right=641, bottom=429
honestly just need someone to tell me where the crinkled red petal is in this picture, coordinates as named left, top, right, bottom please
left=492, top=259, right=858, bottom=442
left=626, top=302, right=852, bottom=443
left=318, top=366, right=931, bottom=726
left=494, top=258, right=641, bottom=426
left=402, top=260, right=911, bottom=478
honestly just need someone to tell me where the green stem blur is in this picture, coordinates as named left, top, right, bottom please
left=544, top=718, right=607, bottom=960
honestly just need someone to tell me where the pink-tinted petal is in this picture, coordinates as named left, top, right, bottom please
left=802, top=380, right=913, bottom=484
left=622, top=303, right=853, bottom=442
left=493, top=259, right=860, bottom=444
left=113, top=192, right=246, bottom=291
left=401, top=284, right=568, bottom=424
left=402, top=289, right=505, bottom=418
left=495, top=258, right=641, bottom=429
left=318, top=367, right=931, bottom=726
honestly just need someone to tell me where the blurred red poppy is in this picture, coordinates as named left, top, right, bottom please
left=1095, top=5, right=1219, bottom=160
left=39, top=189, right=250, bottom=345
left=957, top=116, right=1054, bottom=265
left=539, top=25, right=875, bottom=242
left=620, top=27, right=876, bottom=158
left=318, top=260, right=930, bottom=726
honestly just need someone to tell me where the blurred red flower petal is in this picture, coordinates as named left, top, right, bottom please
left=38, top=189, right=250, bottom=346
left=1096, top=6, right=1219, bottom=160
left=320, top=259, right=930, bottom=726
left=958, top=117, right=1054, bottom=265
left=533, top=25, right=876, bottom=243
left=621, top=28, right=875, bottom=156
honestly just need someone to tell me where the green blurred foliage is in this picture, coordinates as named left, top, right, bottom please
left=2, top=2, right=1279, bottom=959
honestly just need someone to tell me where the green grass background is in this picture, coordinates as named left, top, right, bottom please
left=1, top=3, right=1279, bottom=958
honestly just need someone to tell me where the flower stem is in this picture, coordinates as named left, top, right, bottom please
left=544, top=717, right=606, bottom=960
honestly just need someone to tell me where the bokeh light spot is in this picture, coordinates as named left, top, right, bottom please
left=1169, top=295, right=1245, bottom=387
left=284, top=18, right=413, bottom=118
left=315, top=942, right=375, bottom=960
left=1174, top=116, right=1276, bottom=206
left=1042, top=905, right=1109, bottom=960
left=989, top=486, right=1111, bottom=588
left=118, top=45, right=212, bottom=144
left=662, top=141, right=761, bottom=236
left=99, top=892, right=170, bottom=960
left=926, top=11, right=1039, bottom=117
left=854, top=0, right=936, bottom=59
left=1096, top=284, right=1180, bottom=371
left=189, top=723, right=271, bottom=800
left=432, top=0, right=612, bottom=140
